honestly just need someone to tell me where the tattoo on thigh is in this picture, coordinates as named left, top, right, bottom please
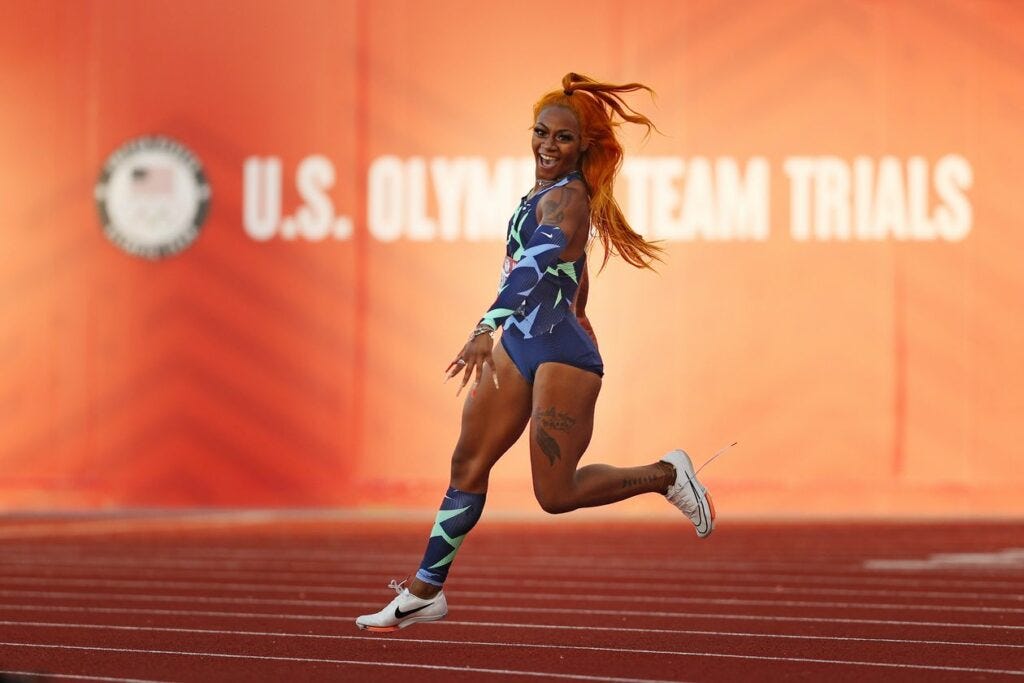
left=536, top=427, right=561, bottom=466
left=534, top=406, right=576, bottom=432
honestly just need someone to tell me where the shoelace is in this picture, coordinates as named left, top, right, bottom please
left=387, top=578, right=407, bottom=595
left=666, top=485, right=698, bottom=515
left=696, top=441, right=738, bottom=475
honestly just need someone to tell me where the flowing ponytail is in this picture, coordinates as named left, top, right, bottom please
left=533, top=72, right=662, bottom=270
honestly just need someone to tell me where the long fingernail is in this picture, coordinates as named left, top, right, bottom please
left=493, top=375, right=500, bottom=389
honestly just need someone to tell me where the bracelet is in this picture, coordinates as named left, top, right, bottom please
left=468, top=323, right=495, bottom=342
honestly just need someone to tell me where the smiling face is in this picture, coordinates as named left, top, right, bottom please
left=532, top=105, right=586, bottom=182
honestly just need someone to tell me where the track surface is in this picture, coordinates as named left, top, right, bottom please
left=0, top=515, right=1022, bottom=682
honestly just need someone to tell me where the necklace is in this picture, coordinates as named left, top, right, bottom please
left=535, top=170, right=577, bottom=190
left=530, top=171, right=576, bottom=199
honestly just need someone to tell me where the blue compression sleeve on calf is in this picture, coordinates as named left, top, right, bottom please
left=481, top=224, right=567, bottom=330
left=415, top=486, right=486, bottom=586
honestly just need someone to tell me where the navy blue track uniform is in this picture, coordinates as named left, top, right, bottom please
left=482, top=171, right=604, bottom=383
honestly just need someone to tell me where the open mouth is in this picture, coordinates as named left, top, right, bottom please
left=537, top=154, right=558, bottom=170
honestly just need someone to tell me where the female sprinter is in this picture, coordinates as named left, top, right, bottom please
left=357, top=73, right=713, bottom=632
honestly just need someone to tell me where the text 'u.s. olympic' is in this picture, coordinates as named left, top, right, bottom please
left=242, top=154, right=973, bottom=243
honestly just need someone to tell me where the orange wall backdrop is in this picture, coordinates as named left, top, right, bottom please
left=2, top=0, right=1022, bottom=517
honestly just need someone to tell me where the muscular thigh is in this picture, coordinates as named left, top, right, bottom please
left=449, top=340, right=532, bottom=490
left=529, top=363, right=602, bottom=495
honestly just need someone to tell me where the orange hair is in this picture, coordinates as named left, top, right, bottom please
left=533, top=72, right=663, bottom=270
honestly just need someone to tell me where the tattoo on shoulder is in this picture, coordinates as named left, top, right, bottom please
left=534, top=406, right=576, bottom=432
left=536, top=427, right=561, bottom=466
left=540, top=186, right=581, bottom=225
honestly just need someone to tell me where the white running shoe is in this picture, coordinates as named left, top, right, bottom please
left=355, top=579, right=448, bottom=632
left=661, top=449, right=715, bottom=538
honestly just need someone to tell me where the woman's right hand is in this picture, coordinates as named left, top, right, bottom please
left=445, top=331, right=499, bottom=395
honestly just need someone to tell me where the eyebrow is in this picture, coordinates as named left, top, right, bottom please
left=535, top=123, right=578, bottom=135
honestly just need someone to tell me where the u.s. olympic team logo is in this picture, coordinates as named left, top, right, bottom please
left=95, top=135, right=211, bottom=259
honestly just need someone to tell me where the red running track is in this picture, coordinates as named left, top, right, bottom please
left=0, top=513, right=1022, bottom=682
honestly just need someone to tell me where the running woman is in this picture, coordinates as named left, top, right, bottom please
left=356, top=73, right=714, bottom=632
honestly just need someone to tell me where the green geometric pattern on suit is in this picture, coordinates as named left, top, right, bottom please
left=427, top=506, right=471, bottom=569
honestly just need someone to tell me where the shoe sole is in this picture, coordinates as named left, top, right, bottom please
left=356, top=612, right=447, bottom=632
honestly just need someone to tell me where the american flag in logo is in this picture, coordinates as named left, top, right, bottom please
left=131, top=165, right=175, bottom=194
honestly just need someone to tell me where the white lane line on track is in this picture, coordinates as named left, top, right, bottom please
left=1, top=559, right=1019, bottom=591
left=5, top=544, right=1022, bottom=570
left=461, top=603, right=1024, bottom=629
left=0, top=512, right=357, bottom=540
left=4, top=552, right=1019, bottom=585
left=18, top=552, right=1007, bottom=577
left=866, top=550, right=1024, bottom=571
left=0, top=555, right=878, bottom=575
left=0, top=643, right=677, bottom=683
left=3, top=587, right=1022, bottom=616
left=1, top=575, right=1021, bottom=604
left=1, top=618, right=1021, bottom=650
left=0, top=537, right=985, bottom=551
left=0, top=540, right=979, bottom=560
left=0, top=553, right=897, bottom=575
left=0, top=544, right=870, bottom=563
left=0, top=671, right=165, bottom=683
left=438, top=620, right=1024, bottom=648
left=0, top=640, right=1020, bottom=677
left=0, top=602, right=1021, bottom=631
left=1, top=567, right=1019, bottom=592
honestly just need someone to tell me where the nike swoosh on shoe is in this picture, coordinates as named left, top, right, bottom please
left=686, top=477, right=710, bottom=533
left=394, top=602, right=433, bottom=619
